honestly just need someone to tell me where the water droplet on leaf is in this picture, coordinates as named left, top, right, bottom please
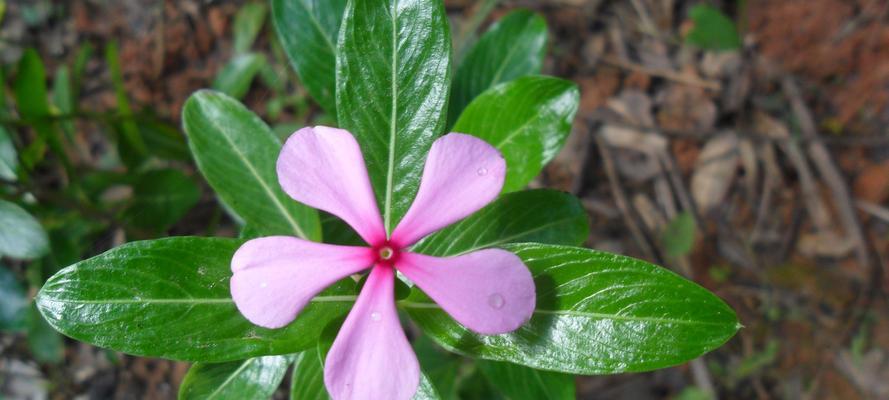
left=477, top=167, right=488, bottom=176
left=488, top=293, right=505, bottom=309
left=370, top=312, right=382, bottom=322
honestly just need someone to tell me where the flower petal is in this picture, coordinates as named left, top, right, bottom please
left=391, top=133, right=506, bottom=246
left=398, top=249, right=535, bottom=335
left=324, top=266, right=419, bottom=400
left=230, top=236, right=373, bottom=329
left=277, top=126, right=386, bottom=245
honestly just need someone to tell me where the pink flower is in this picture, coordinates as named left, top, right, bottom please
left=230, top=126, right=536, bottom=400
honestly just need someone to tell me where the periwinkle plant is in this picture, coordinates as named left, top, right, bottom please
left=36, top=1, right=739, bottom=399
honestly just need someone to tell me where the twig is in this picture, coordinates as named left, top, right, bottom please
left=594, top=128, right=661, bottom=261
left=600, top=55, right=722, bottom=91
left=782, top=77, right=871, bottom=267
left=855, top=199, right=889, bottom=223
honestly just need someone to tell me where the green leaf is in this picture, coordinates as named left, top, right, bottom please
left=663, top=212, right=696, bottom=257
left=14, top=48, right=51, bottom=119
left=412, top=189, right=587, bottom=257
left=233, top=2, right=268, bottom=54
left=452, top=76, right=578, bottom=193
left=183, top=90, right=321, bottom=240
left=52, top=65, right=73, bottom=115
left=105, top=41, right=148, bottom=167
left=414, top=334, right=464, bottom=399
left=0, top=200, right=49, bottom=259
left=0, top=264, right=28, bottom=331
left=448, top=10, right=547, bottom=127
left=51, top=65, right=75, bottom=132
left=271, top=0, right=347, bottom=115
left=685, top=5, right=741, bottom=51
left=478, top=361, right=574, bottom=400
left=27, top=303, right=64, bottom=363
left=0, top=126, right=17, bottom=180
left=123, top=169, right=201, bottom=232
left=336, top=0, right=452, bottom=233
left=290, top=349, right=330, bottom=400
left=402, top=243, right=739, bottom=374
left=71, top=43, right=94, bottom=103
left=14, top=48, right=60, bottom=168
left=320, top=212, right=363, bottom=246
left=213, top=53, right=267, bottom=100
left=36, top=237, right=354, bottom=362
left=179, top=355, right=290, bottom=400
left=415, top=374, right=443, bottom=400
left=138, top=118, right=191, bottom=161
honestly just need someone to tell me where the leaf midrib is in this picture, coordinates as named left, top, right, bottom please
left=206, top=358, right=256, bottom=400
left=297, top=0, right=336, bottom=55
left=40, top=295, right=357, bottom=305
left=401, top=301, right=732, bottom=327
left=202, top=103, right=308, bottom=239
left=41, top=294, right=730, bottom=327
left=383, top=0, right=400, bottom=233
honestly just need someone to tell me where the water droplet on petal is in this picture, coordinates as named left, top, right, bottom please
left=488, top=293, right=505, bottom=309
left=259, top=282, right=268, bottom=288
left=370, top=312, right=382, bottom=322
left=477, top=167, right=488, bottom=176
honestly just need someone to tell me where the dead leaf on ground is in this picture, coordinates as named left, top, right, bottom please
left=691, top=132, right=740, bottom=213
left=656, top=83, right=718, bottom=132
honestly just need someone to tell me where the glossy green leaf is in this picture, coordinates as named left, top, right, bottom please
left=336, top=0, right=451, bottom=233
left=179, top=355, right=290, bottom=400
left=183, top=90, right=321, bottom=240
left=290, top=349, right=329, bottom=400
left=123, top=169, right=201, bottom=232
left=0, top=126, right=16, bottom=180
left=271, top=0, right=347, bottom=115
left=320, top=212, right=363, bottom=246
left=402, top=243, right=739, bottom=374
left=685, top=5, right=741, bottom=51
left=36, top=237, right=354, bottom=362
left=663, top=212, right=696, bottom=257
left=233, top=2, right=268, bottom=54
left=213, top=53, right=267, bottom=100
left=414, top=334, right=464, bottom=400
left=478, top=361, right=574, bottom=400
left=0, top=264, right=27, bottom=331
left=452, top=76, right=579, bottom=192
left=411, top=189, right=588, bottom=257
left=415, top=375, right=443, bottom=400
left=0, top=200, right=49, bottom=259
left=27, top=303, right=64, bottom=363
left=448, top=10, right=547, bottom=127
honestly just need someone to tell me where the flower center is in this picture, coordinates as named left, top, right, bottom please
left=373, top=242, right=400, bottom=265
left=378, top=246, right=394, bottom=261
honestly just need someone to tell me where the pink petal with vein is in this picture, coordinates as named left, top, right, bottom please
left=391, top=133, right=505, bottom=246
left=324, top=266, right=419, bottom=400
left=398, top=249, right=535, bottom=335
left=230, top=236, right=373, bottom=329
left=277, top=126, right=385, bottom=245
